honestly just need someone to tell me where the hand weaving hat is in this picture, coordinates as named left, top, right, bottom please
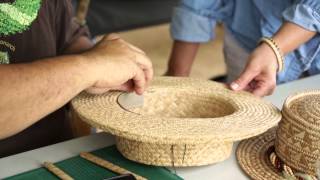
left=237, top=90, right=320, bottom=180
left=72, top=77, right=281, bottom=166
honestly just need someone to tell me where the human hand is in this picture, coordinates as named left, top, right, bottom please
left=229, top=43, right=278, bottom=97
left=82, top=34, right=153, bottom=95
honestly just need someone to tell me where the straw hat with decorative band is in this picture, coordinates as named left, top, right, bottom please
left=72, top=77, right=281, bottom=167
left=237, top=90, right=320, bottom=180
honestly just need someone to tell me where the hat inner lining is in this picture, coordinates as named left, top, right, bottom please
left=128, top=89, right=236, bottom=118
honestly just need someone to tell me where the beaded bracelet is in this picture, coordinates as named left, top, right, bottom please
left=259, top=37, right=284, bottom=73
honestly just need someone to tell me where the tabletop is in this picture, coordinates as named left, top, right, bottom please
left=1, top=75, right=320, bottom=180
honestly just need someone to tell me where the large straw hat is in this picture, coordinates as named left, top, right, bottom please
left=72, top=77, right=281, bottom=166
left=237, top=90, right=320, bottom=180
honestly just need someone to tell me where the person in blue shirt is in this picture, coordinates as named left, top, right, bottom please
left=166, top=0, right=320, bottom=96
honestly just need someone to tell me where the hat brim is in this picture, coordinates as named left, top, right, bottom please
left=236, top=128, right=283, bottom=180
left=72, top=77, right=281, bottom=144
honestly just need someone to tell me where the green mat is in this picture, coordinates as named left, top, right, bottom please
left=5, top=145, right=183, bottom=180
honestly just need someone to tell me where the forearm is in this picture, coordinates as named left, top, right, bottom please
left=167, top=40, right=199, bottom=76
left=0, top=55, right=94, bottom=139
left=273, top=22, right=317, bottom=54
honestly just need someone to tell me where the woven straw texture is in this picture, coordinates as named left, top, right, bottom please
left=72, top=77, right=281, bottom=166
left=237, top=128, right=282, bottom=180
left=275, top=90, right=320, bottom=175
left=116, top=137, right=233, bottom=166
left=237, top=90, right=320, bottom=179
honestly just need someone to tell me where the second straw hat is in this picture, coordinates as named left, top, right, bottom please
left=72, top=77, right=281, bottom=167
left=237, top=90, right=320, bottom=180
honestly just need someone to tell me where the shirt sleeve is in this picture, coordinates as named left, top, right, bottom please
left=282, top=0, right=320, bottom=32
left=56, top=0, right=91, bottom=54
left=170, top=0, right=233, bottom=43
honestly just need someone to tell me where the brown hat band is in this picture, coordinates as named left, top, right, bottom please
left=268, top=147, right=318, bottom=180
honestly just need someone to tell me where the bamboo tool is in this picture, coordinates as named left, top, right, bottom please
left=80, top=152, right=147, bottom=180
left=43, top=162, right=74, bottom=180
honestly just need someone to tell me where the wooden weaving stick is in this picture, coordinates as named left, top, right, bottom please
left=43, top=162, right=74, bottom=180
left=80, top=152, right=147, bottom=180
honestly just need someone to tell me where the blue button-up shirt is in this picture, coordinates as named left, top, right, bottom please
left=170, top=0, right=320, bottom=83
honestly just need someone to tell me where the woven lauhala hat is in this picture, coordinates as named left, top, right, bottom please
left=237, top=90, right=320, bottom=180
left=72, top=77, right=281, bottom=167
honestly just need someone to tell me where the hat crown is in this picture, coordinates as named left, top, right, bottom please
left=275, top=90, right=320, bottom=176
left=285, top=94, right=320, bottom=125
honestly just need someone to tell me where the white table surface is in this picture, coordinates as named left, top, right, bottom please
left=1, top=75, right=320, bottom=180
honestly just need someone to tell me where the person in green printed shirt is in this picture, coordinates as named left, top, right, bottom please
left=0, top=0, right=153, bottom=157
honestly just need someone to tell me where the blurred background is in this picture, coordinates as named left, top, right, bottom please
left=73, top=0, right=226, bottom=79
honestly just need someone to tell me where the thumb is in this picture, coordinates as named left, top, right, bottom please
left=230, top=67, right=259, bottom=91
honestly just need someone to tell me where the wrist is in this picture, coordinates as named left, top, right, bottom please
left=254, top=43, right=278, bottom=72
left=259, top=37, right=284, bottom=72
left=271, top=36, right=287, bottom=55
left=77, top=54, right=102, bottom=88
